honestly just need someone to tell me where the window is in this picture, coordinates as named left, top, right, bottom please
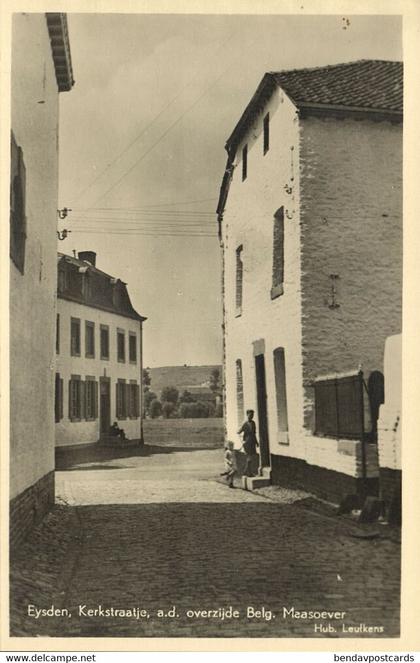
left=116, top=379, right=127, bottom=419
left=271, top=207, right=284, bottom=299
left=70, top=318, right=81, bottom=356
left=58, top=269, right=67, bottom=292
left=100, top=325, right=110, bottom=360
left=236, top=359, right=244, bottom=426
left=314, top=373, right=364, bottom=439
left=273, top=348, right=288, bottom=443
left=117, top=330, right=125, bottom=363
left=85, top=321, right=95, bottom=358
left=129, top=333, right=137, bottom=363
left=85, top=377, right=98, bottom=421
left=128, top=381, right=140, bottom=418
left=56, top=314, right=60, bottom=354
left=10, top=133, right=26, bottom=274
left=235, top=245, right=243, bottom=315
left=263, top=113, right=270, bottom=154
left=69, top=375, right=83, bottom=421
left=242, top=144, right=248, bottom=181
left=55, top=373, right=63, bottom=423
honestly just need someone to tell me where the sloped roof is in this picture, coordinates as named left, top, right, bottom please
left=272, top=60, right=402, bottom=112
left=57, top=253, right=146, bottom=322
left=226, top=60, right=403, bottom=153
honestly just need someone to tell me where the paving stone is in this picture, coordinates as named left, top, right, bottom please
left=10, top=443, right=400, bottom=639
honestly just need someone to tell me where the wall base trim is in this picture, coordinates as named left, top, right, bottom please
left=10, top=471, right=55, bottom=551
left=270, top=454, right=378, bottom=504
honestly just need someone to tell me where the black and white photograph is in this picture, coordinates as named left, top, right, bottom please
left=2, top=1, right=418, bottom=649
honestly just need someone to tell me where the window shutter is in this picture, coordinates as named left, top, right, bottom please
left=80, top=381, right=86, bottom=420
left=116, top=382, right=120, bottom=419
left=69, top=379, right=73, bottom=421
left=125, top=382, right=130, bottom=418
left=135, top=384, right=140, bottom=418
left=60, top=379, right=64, bottom=420
left=94, top=381, right=98, bottom=419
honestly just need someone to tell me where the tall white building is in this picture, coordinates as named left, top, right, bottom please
left=55, top=251, right=146, bottom=446
left=10, top=14, right=74, bottom=547
left=217, top=60, right=402, bottom=503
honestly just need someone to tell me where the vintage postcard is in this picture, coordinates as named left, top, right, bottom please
left=1, top=0, right=419, bottom=653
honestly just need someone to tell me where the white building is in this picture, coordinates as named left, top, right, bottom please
left=217, top=60, right=402, bottom=503
left=9, top=14, right=74, bottom=547
left=377, top=334, right=401, bottom=521
left=55, top=251, right=146, bottom=446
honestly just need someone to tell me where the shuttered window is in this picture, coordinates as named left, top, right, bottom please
left=69, top=376, right=82, bottom=421
left=85, top=321, right=95, bottom=358
left=10, top=133, right=27, bottom=274
left=263, top=113, right=270, bottom=154
left=236, top=359, right=244, bottom=426
left=314, top=373, right=364, bottom=439
left=71, top=318, right=81, bottom=356
left=271, top=207, right=284, bottom=299
left=100, top=325, right=110, bottom=360
left=55, top=373, right=63, bottom=423
left=129, top=333, right=137, bottom=363
left=128, top=381, right=140, bottom=418
left=85, top=377, right=98, bottom=421
left=117, top=330, right=125, bottom=362
left=235, top=245, right=243, bottom=315
left=116, top=379, right=127, bottom=419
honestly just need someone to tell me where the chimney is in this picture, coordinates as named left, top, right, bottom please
left=78, top=251, right=96, bottom=267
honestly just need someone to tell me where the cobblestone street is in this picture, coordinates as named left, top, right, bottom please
left=10, top=441, right=400, bottom=639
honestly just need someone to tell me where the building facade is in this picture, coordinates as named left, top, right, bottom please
left=55, top=252, right=146, bottom=446
left=10, top=14, right=74, bottom=547
left=217, top=60, right=402, bottom=503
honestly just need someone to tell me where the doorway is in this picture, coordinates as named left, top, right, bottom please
left=99, top=377, right=111, bottom=438
left=255, top=353, right=270, bottom=468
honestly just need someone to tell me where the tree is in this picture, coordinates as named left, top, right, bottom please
left=144, top=390, right=157, bottom=414
left=209, top=368, right=221, bottom=394
left=179, top=390, right=196, bottom=404
left=149, top=399, right=162, bottom=419
left=143, top=368, right=151, bottom=390
left=161, top=386, right=179, bottom=405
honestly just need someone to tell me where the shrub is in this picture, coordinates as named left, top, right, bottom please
left=162, top=401, right=177, bottom=418
left=179, top=401, right=211, bottom=418
left=149, top=399, right=162, bottom=419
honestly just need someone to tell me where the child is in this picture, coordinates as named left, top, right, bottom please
left=220, top=440, right=235, bottom=488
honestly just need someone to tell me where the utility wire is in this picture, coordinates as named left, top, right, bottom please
left=90, top=61, right=234, bottom=208
left=71, top=197, right=217, bottom=210
left=74, top=32, right=233, bottom=205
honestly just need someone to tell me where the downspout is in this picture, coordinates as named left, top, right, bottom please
left=217, top=153, right=235, bottom=442
left=139, top=319, right=144, bottom=446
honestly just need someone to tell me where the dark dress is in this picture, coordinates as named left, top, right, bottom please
left=239, top=420, right=258, bottom=454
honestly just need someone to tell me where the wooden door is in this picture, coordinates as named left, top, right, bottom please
left=255, top=353, right=270, bottom=468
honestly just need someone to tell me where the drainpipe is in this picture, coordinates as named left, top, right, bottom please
left=359, top=370, right=367, bottom=498
left=139, top=320, right=144, bottom=446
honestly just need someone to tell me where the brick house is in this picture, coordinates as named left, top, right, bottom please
left=10, top=14, right=74, bottom=547
left=55, top=252, right=146, bottom=446
left=217, top=60, right=402, bottom=503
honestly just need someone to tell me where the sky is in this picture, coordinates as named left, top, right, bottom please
left=58, top=13, right=402, bottom=368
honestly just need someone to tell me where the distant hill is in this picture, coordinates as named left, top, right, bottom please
left=147, top=365, right=222, bottom=397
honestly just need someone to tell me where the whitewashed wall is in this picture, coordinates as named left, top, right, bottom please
left=10, top=14, right=60, bottom=499
left=55, top=298, right=142, bottom=445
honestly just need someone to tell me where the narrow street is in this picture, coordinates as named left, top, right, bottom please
left=10, top=439, right=400, bottom=639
